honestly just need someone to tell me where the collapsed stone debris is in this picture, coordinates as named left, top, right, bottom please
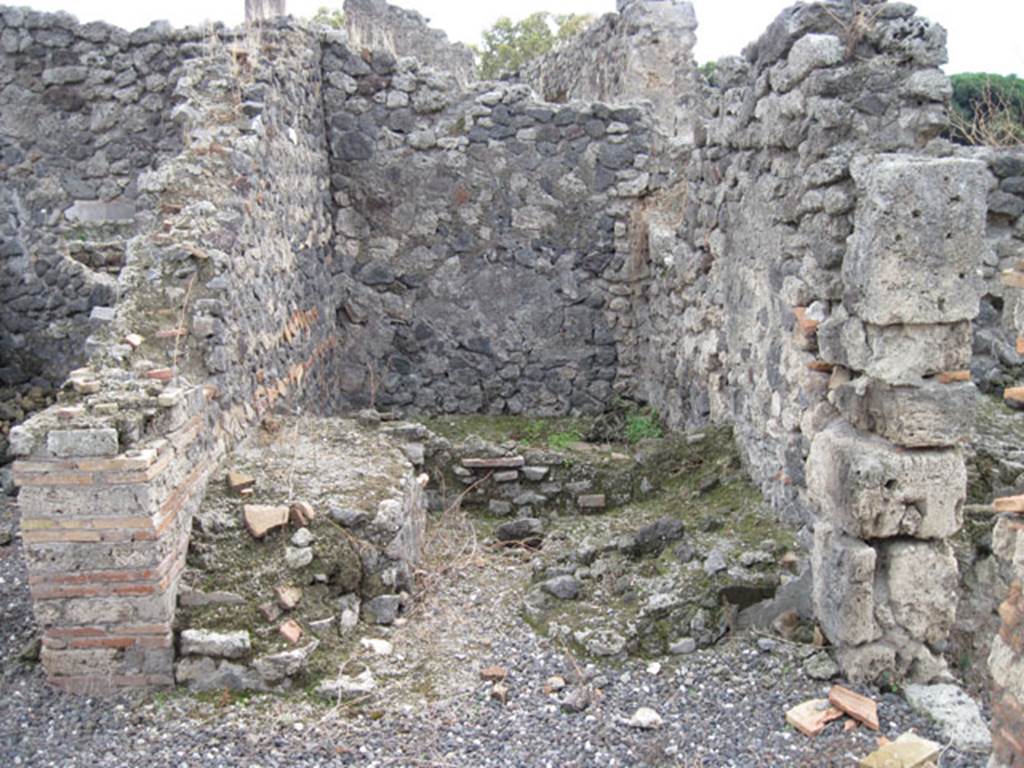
left=1, top=0, right=1023, bottom=764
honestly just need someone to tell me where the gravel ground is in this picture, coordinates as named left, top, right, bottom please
left=0, top=494, right=989, bottom=768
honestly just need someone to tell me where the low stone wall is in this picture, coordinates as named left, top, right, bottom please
left=342, top=0, right=475, bottom=87
left=520, top=0, right=703, bottom=141
left=322, top=45, right=654, bottom=415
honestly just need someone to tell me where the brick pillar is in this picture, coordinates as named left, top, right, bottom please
left=245, top=0, right=286, bottom=23
left=808, top=155, right=990, bottom=683
left=11, top=385, right=212, bottom=693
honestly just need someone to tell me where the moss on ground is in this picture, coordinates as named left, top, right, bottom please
left=510, top=425, right=797, bottom=661
left=423, top=414, right=596, bottom=450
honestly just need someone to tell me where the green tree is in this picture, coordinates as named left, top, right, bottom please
left=949, top=72, right=1024, bottom=146
left=476, top=12, right=594, bottom=80
left=310, top=5, right=344, bottom=29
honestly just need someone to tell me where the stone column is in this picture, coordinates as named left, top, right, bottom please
left=11, top=384, right=212, bottom=693
left=807, top=154, right=990, bottom=683
left=245, top=0, right=286, bottom=23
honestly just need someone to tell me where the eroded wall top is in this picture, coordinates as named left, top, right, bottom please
left=343, top=0, right=476, bottom=87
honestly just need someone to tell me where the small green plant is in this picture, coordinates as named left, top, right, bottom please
left=517, top=419, right=546, bottom=446
left=547, top=429, right=583, bottom=451
left=624, top=407, right=663, bottom=444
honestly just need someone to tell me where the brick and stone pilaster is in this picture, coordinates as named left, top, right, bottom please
left=11, top=386, right=214, bottom=693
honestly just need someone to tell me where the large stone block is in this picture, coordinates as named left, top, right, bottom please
left=876, top=540, right=959, bottom=648
left=807, top=422, right=965, bottom=540
left=47, top=428, right=119, bottom=458
left=832, top=379, right=975, bottom=447
left=843, top=155, right=989, bottom=325
left=811, top=522, right=881, bottom=646
left=817, top=309, right=972, bottom=385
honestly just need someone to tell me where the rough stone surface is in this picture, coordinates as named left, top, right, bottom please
left=179, top=630, right=251, bottom=660
left=904, top=683, right=992, bottom=753
left=807, top=422, right=966, bottom=540
left=843, top=156, right=990, bottom=325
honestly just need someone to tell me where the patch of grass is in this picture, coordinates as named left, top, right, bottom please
left=547, top=428, right=583, bottom=451
left=422, top=414, right=594, bottom=448
left=625, top=410, right=663, bottom=443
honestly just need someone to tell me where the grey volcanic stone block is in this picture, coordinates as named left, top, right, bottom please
left=832, top=379, right=976, bottom=447
left=807, top=422, right=965, bottom=540
left=843, top=155, right=989, bottom=325
left=811, top=522, right=881, bottom=647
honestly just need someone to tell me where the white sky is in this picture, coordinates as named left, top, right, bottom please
left=14, top=0, right=1024, bottom=75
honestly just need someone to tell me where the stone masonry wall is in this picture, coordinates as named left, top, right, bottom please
left=322, top=46, right=654, bottom=415
left=342, top=0, right=475, bottom=88
left=0, top=8, right=190, bottom=393
left=7, top=18, right=343, bottom=693
left=2, top=0, right=1016, bottom=707
left=972, top=150, right=1024, bottom=394
left=988, top=150, right=1024, bottom=768
left=629, top=2, right=984, bottom=684
left=521, top=0, right=703, bottom=142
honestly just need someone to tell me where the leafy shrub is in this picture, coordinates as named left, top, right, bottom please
left=475, top=12, right=594, bottom=80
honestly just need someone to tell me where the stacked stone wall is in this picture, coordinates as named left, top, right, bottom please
left=972, top=150, right=1024, bottom=393
left=7, top=19, right=342, bottom=692
left=342, top=0, right=475, bottom=87
left=0, top=8, right=191, bottom=392
left=322, top=45, right=655, bottom=415
left=628, top=2, right=987, bottom=684
left=520, top=0, right=703, bottom=141
left=989, top=148, right=1024, bottom=768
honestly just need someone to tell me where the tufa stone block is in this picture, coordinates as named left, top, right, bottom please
left=843, top=155, right=989, bottom=325
left=179, top=629, right=251, bottom=659
left=811, top=522, right=881, bottom=647
left=818, top=309, right=972, bottom=385
left=832, top=379, right=975, bottom=447
left=877, top=539, right=959, bottom=648
left=858, top=732, right=941, bottom=768
left=807, top=422, right=965, bottom=540
left=47, top=428, right=119, bottom=459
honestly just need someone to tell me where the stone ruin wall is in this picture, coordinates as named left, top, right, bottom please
left=1, top=4, right=1024, bottom=759
left=342, top=0, right=475, bottom=88
left=0, top=9, right=194, bottom=469
left=626, top=3, right=982, bottom=685
left=990, top=165, right=1024, bottom=768
left=4, top=15, right=345, bottom=692
left=520, top=0, right=705, bottom=142
left=321, top=41, right=653, bottom=415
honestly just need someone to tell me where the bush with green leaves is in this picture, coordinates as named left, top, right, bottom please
left=475, top=12, right=594, bottom=80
